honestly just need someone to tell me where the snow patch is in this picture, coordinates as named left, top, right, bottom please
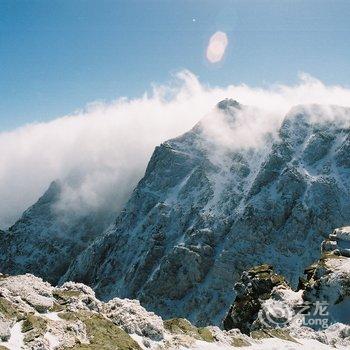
left=0, top=322, right=24, bottom=350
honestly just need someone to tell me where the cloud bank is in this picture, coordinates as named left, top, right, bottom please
left=1, top=71, right=350, bottom=229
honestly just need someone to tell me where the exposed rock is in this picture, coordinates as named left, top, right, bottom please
left=163, top=318, right=214, bottom=342
left=217, top=98, right=241, bottom=111
left=250, top=328, right=298, bottom=343
left=60, top=312, right=142, bottom=350
left=223, top=264, right=287, bottom=334
left=22, top=314, right=48, bottom=343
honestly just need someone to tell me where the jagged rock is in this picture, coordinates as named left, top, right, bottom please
left=217, top=98, right=241, bottom=111
left=103, top=298, right=165, bottom=341
left=223, top=264, right=287, bottom=334
left=304, top=228, right=350, bottom=313
left=302, top=254, right=350, bottom=325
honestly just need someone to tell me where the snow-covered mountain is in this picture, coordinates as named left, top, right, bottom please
left=0, top=181, right=113, bottom=284
left=59, top=100, right=350, bottom=325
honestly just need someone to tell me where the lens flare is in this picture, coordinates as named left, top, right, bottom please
left=206, top=31, right=228, bottom=63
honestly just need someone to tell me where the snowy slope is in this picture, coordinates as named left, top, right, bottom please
left=0, top=181, right=113, bottom=284
left=62, top=101, right=350, bottom=325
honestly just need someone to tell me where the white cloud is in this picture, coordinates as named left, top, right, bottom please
left=0, top=71, right=350, bottom=229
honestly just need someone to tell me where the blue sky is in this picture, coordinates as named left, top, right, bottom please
left=1, top=0, right=350, bottom=130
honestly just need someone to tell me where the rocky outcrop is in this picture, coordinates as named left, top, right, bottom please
left=223, top=227, right=350, bottom=348
left=302, top=228, right=350, bottom=326
left=0, top=274, right=163, bottom=349
left=62, top=103, right=350, bottom=325
left=223, top=264, right=287, bottom=334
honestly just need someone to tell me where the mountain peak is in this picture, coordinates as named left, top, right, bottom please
left=36, top=180, right=62, bottom=206
left=216, top=98, right=241, bottom=111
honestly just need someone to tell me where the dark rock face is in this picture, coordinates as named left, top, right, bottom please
left=223, top=264, right=287, bottom=334
left=217, top=98, right=241, bottom=111
left=0, top=181, right=112, bottom=284
left=61, top=103, right=350, bottom=325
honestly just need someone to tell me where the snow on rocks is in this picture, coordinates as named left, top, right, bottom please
left=322, top=226, right=350, bottom=258
left=330, top=226, right=350, bottom=241
left=0, top=271, right=347, bottom=349
left=222, top=228, right=350, bottom=349
left=0, top=180, right=113, bottom=286
left=0, top=274, right=53, bottom=313
left=103, top=297, right=165, bottom=341
left=53, top=281, right=102, bottom=313
left=303, top=228, right=350, bottom=317
left=0, top=316, right=12, bottom=342
left=61, top=103, right=350, bottom=327
left=0, top=321, right=24, bottom=350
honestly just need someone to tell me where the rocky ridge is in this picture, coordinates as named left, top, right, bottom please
left=223, top=264, right=287, bottom=334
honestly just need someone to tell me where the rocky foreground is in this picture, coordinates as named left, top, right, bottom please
left=0, top=228, right=350, bottom=349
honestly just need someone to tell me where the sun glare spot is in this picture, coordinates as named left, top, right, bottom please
left=206, top=31, right=228, bottom=63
